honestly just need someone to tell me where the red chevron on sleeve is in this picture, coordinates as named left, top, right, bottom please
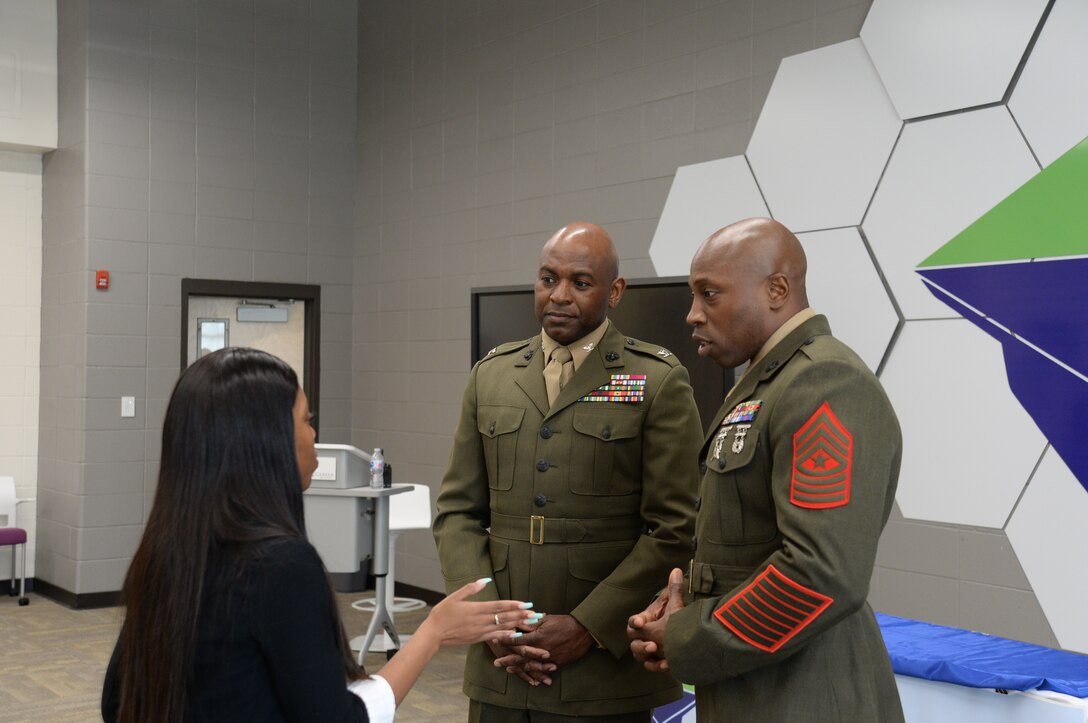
left=713, top=565, right=833, bottom=653
left=791, top=401, right=852, bottom=509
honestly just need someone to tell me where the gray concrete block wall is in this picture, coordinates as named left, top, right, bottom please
left=870, top=504, right=1058, bottom=646
left=351, top=0, right=1060, bottom=648
left=39, top=0, right=357, bottom=597
left=353, top=0, right=876, bottom=593
left=38, top=0, right=90, bottom=594
left=30, top=0, right=1060, bottom=647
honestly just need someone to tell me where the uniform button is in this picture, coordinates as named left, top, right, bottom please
left=534, top=493, right=548, bottom=507
left=601, top=426, right=611, bottom=440
left=626, top=338, right=636, bottom=346
left=718, top=458, right=727, bottom=471
left=695, top=497, right=701, bottom=511
left=691, top=536, right=698, bottom=551
left=766, top=360, right=779, bottom=371
left=539, top=426, right=552, bottom=439
left=488, top=422, right=496, bottom=435
left=699, top=461, right=707, bottom=474
left=523, top=350, right=534, bottom=360
left=536, top=459, right=550, bottom=472
left=804, top=336, right=816, bottom=345
left=605, top=351, right=619, bottom=361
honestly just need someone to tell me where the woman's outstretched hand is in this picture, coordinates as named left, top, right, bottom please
left=420, top=578, right=538, bottom=647
left=377, top=578, right=540, bottom=706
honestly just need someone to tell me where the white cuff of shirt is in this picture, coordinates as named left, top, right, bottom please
left=348, top=675, right=396, bottom=723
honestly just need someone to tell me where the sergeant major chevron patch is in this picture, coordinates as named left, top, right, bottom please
left=791, top=401, right=852, bottom=509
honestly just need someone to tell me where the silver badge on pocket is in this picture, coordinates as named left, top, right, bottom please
left=712, top=425, right=732, bottom=460
left=731, top=424, right=751, bottom=454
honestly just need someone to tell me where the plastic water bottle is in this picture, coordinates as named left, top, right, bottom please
left=370, top=448, right=385, bottom=489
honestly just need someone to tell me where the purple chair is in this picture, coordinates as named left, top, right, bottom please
left=0, top=477, right=30, bottom=606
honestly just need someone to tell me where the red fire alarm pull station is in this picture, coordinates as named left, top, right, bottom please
left=95, top=270, right=110, bottom=290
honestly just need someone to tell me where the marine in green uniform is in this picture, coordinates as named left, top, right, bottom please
left=434, top=222, right=704, bottom=721
left=628, top=217, right=905, bottom=722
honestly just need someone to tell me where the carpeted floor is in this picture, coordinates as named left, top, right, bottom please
left=0, top=589, right=470, bottom=722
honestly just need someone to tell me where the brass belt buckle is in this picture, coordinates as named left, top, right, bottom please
left=530, top=515, right=545, bottom=544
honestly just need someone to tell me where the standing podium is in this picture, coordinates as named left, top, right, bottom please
left=303, top=444, right=410, bottom=662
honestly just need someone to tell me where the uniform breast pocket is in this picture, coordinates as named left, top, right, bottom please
left=477, top=405, right=524, bottom=491
left=699, top=427, right=777, bottom=545
left=570, top=407, right=643, bottom=496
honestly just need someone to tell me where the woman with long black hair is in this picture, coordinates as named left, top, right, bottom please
left=102, top=348, right=533, bottom=722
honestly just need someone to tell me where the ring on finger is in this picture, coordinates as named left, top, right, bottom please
left=495, top=613, right=501, bottom=626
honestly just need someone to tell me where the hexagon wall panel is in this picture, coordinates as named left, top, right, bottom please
left=1007, top=448, right=1088, bottom=653
left=649, top=156, right=768, bottom=276
left=916, top=138, right=1088, bottom=493
left=861, top=0, right=1049, bottom=120
left=880, top=318, right=1046, bottom=528
left=863, top=106, right=1039, bottom=321
left=797, top=227, right=898, bottom=372
left=645, top=0, right=1088, bottom=653
left=1008, top=0, right=1088, bottom=167
left=746, top=39, right=901, bottom=233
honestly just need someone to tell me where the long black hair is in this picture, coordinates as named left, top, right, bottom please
left=115, top=348, right=362, bottom=722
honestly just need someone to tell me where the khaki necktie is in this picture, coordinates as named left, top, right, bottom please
left=544, top=345, right=574, bottom=407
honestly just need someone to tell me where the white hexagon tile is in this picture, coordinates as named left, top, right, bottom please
left=643, top=1, right=1088, bottom=653
left=798, top=227, right=899, bottom=373
left=747, top=39, right=901, bottom=234
left=880, top=318, right=1047, bottom=528
left=861, top=0, right=1049, bottom=120
left=648, top=156, right=768, bottom=276
left=1008, top=0, right=1088, bottom=167
left=863, top=106, right=1040, bottom=321
left=1007, top=447, right=1088, bottom=653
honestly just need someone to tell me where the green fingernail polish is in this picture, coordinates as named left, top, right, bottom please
left=478, top=577, right=492, bottom=584
left=511, top=632, right=523, bottom=638
left=519, top=602, right=534, bottom=609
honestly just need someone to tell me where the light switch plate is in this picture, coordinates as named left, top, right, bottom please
left=121, top=396, right=135, bottom=418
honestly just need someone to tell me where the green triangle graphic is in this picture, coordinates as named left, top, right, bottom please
left=918, top=135, right=1088, bottom=268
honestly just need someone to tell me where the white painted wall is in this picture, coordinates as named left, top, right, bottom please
left=0, top=0, right=58, bottom=152
left=0, top=150, right=42, bottom=579
left=0, top=0, right=54, bottom=585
